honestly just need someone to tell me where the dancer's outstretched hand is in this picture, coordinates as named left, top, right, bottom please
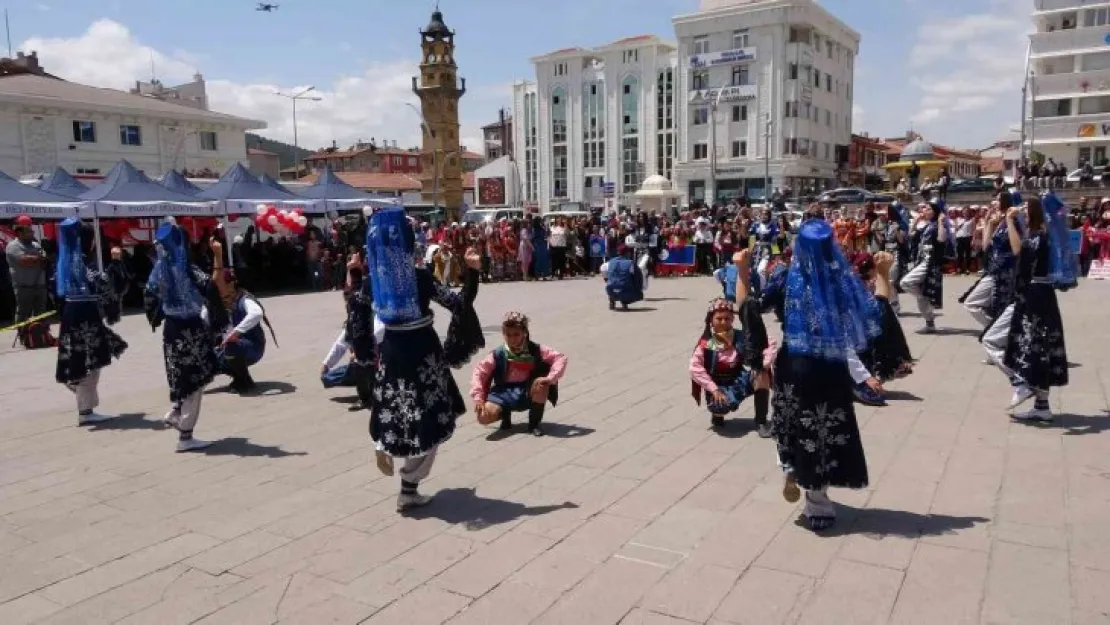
left=464, top=248, right=481, bottom=270
left=874, top=251, right=894, bottom=277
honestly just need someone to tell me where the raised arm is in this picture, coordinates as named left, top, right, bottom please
left=1005, top=208, right=1022, bottom=256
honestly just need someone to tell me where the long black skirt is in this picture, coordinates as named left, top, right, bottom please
left=55, top=299, right=127, bottom=384
left=1003, top=283, right=1068, bottom=390
left=370, top=323, right=466, bottom=458
left=771, top=347, right=869, bottom=491
left=858, top=296, right=913, bottom=381
left=163, top=315, right=218, bottom=402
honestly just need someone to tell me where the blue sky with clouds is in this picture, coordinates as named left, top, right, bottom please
left=11, top=0, right=1029, bottom=152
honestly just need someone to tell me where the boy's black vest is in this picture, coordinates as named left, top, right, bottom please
left=491, top=341, right=559, bottom=405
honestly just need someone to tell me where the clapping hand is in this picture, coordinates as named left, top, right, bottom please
left=464, top=247, right=481, bottom=270
left=874, top=251, right=894, bottom=277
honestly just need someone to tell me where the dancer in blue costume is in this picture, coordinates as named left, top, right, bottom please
left=54, top=218, right=128, bottom=426
left=530, top=215, right=552, bottom=279
left=772, top=220, right=881, bottom=532
left=601, top=246, right=645, bottom=310
left=365, top=207, right=485, bottom=512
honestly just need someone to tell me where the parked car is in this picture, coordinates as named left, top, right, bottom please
left=947, top=178, right=996, bottom=193
left=818, top=188, right=892, bottom=205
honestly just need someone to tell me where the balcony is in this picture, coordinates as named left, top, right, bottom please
left=1033, top=0, right=1103, bottom=14
left=1028, top=114, right=1110, bottom=143
left=1030, top=26, right=1110, bottom=58
left=1033, top=67, right=1110, bottom=98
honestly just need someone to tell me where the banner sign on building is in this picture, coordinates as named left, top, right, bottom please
left=688, top=84, right=758, bottom=104
left=689, top=47, right=757, bottom=68
left=478, top=176, right=506, bottom=205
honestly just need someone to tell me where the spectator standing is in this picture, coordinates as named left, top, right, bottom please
left=5, top=215, right=49, bottom=327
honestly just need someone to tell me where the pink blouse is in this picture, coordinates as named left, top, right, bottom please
left=689, top=343, right=741, bottom=395
left=470, top=344, right=568, bottom=402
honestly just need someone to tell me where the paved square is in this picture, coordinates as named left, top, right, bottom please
left=0, top=274, right=1108, bottom=624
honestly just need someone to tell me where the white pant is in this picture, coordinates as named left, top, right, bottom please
left=174, top=389, right=205, bottom=433
left=399, top=445, right=438, bottom=486
left=638, top=254, right=651, bottom=292
left=963, top=275, right=995, bottom=328
left=899, top=263, right=935, bottom=323
left=66, top=369, right=101, bottom=413
left=983, top=304, right=1016, bottom=380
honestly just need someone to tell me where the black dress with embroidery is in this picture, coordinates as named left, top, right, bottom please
left=911, top=222, right=944, bottom=309
left=144, top=266, right=219, bottom=402
left=858, top=295, right=913, bottom=381
left=1003, top=231, right=1068, bottom=390
left=770, top=347, right=869, bottom=492
left=370, top=268, right=483, bottom=458
left=55, top=268, right=128, bottom=384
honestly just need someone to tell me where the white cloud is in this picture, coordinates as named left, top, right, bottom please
left=20, top=19, right=499, bottom=156
left=904, top=4, right=1030, bottom=146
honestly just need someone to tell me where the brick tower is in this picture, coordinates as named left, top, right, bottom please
left=412, top=8, right=466, bottom=222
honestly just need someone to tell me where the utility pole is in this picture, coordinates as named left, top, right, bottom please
left=274, top=86, right=322, bottom=176
left=764, top=113, right=772, bottom=200
left=708, top=88, right=724, bottom=206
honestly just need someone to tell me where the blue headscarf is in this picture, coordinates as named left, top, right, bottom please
left=931, top=199, right=957, bottom=254
left=366, top=207, right=421, bottom=325
left=783, top=220, right=881, bottom=361
left=1041, top=191, right=1079, bottom=290
left=147, top=220, right=204, bottom=318
left=55, top=217, right=89, bottom=299
left=890, top=201, right=910, bottom=233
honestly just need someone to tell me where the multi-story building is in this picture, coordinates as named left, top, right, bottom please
left=1027, top=0, right=1110, bottom=168
left=514, top=35, right=679, bottom=211
left=0, top=51, right=264, bottom=178
left=482, top=110, right=513, bottom=160
left=846, top=132, right=892, bottom=188
left=673, top=0, right=859, bottom=202
left=302, top=141, right=422, bottom=174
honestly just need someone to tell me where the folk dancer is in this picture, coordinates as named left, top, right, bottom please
left=858, top=252, right=914, bottom=383
left=54, top=218, right=128, bottom=426
left=771, top=220, right=880, bottom=532
left=209, top=241, right=276, bottom=394
left=961, top=192, right=1020, bottom=335
left=690, top=251, right=774, bottom=437
left=750, top=208, right=780, bottom=298
left=881, top=203, right=909, bottom=314
left=471, top=311, right=569, bottom=438
left=899, top=199, right=951, bottom=334
left=601, top=246, right=645, bottom=311
left=365, top=207, right=484, bottom=512
left=992, top=194, right=1076, bottom=421
left=144, top=220, right=219, bottom=452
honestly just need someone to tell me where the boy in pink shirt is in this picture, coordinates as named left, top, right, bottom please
left=471, top=311, right=568, bottom=437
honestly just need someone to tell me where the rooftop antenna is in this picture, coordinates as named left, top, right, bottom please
left=5, top=10, right=12, bottom=58
left=149, top=50, right=156, bottom=82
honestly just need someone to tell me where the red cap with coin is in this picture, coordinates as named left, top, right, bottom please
left=15, top=214, right=32, bottom=227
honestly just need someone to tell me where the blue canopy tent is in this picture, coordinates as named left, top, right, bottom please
left=197, top=162, right=316, bottom=214
left=38, top=167, right=90, bottom=198
left=296, top=165, right=399, bottom=211
left=258, top=173, right=294, bottom=195
left=0, top=170, right=86, bottom=220
left=79, top=160, right=216, bottom=271
left=161, top=170, right=204, bottom=196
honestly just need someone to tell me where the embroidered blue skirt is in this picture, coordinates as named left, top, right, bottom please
left=55, top=299, right=127, bottom=384
left=162, top=315, right=218, bottom=402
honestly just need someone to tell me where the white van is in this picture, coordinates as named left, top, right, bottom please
left=462, top=208, right=525, bottom=225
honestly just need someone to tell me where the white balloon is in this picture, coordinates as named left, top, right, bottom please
left=297, top=215, right=308, bottom=226
left=267, top=215, right=279, bottom=226
left=256, top=205, right=268, bottom=217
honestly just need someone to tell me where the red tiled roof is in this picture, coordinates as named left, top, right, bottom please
left=460, top=150, right=485, bottom=160
left=610, top=35, right=655, bottom=46
left=545, top=47, right=583, bottom=56
left=247, top=147, right=275, bottom=156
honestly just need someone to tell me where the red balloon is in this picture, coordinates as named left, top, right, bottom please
left=228, top=213, right=239, bottom=223
left=293, top=208, right=304, bottom=216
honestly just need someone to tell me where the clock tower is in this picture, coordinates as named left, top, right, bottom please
left=412, top=8, right=466, bottom=221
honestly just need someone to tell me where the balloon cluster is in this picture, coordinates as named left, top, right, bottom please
left=254, top=205, right=308, bottom=235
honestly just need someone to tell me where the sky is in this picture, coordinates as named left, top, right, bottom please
left=8, top=0, right=1032, bottom=155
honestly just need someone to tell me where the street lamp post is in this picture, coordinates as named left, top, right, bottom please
left=708, top=88, right=725, bottom=206
left=274, top=86, right=322, bottom=176
left=763, top=113, right=772, bottom=200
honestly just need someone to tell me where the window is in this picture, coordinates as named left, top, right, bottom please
left=693, top=142, right=708, bottom=160
left=72, top=120, right=96, bottom=143
left=693, top=107, right=709, bottom=125
left=732, top=104, right=747, bottom=122
left=622, top=137, right=640, bottom=193
left=623, top=49, right=639, bottom=63
left=622, top=75, right=640, bottom=135
left=789, top=63, right=798, bottom=80
left=783, top=101, right=798, bottom=118
left=826, top=109, right=832, bottom=126
left=732, top=140, right=747, bottom=158
left=583, top=80, right=605, bottom=168
left=199, top=131, right=218, bottom=151
left=806, top=103, right=814, bottom=120
left=732, top=29, right=749, bottom=49
left=1085, top=8, right=1109, bottom=27
left=551, top=87, right=567, bottom=143
left=693, top=36, right=709, bottom=54
left=692, top=70, right=709, bottom=90
left=119, top=124, right=141, bottom=146
left=813, top=68, right=821, bottom=85
left=731, top=65, right=748, bottom=86
left=554, top=62, right=568, bottom=76
left=824, top=143, right=831, bottom=160
left=825, top=73, right=832, bottom=92
left=408, top=156, right=417, bottom=166
left=553, top=145, right=568, bottom=198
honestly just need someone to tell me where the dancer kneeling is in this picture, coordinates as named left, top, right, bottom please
left=772, top=220, right=879, bottom=532
left=365, top=208, right=485, bottom=512
left=54, top=218, right=128, bottom=426
left=690, top=251, right=773, bottom=437
left=208, top=241, right=276, bottom=394
left=471, top=311, right=568, bottom=438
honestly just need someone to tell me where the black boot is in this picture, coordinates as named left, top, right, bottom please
left=226, top=357, right=255, bottom=394
left=528, top=403, right=546, bottom=437
left=753, top=389, right=772, bottom=438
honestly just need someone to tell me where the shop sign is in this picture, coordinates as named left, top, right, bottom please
left=689, top=47, right=757, bottom=68
left=1077, top=122, right=1110, bottom=137
left=688, top=84, right=758, bottom=104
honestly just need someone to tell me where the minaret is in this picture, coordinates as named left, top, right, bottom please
left=412, top=8, right=466, bottom=221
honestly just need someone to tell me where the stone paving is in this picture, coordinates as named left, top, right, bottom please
left=0, top=274, right=1108, bottom=625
